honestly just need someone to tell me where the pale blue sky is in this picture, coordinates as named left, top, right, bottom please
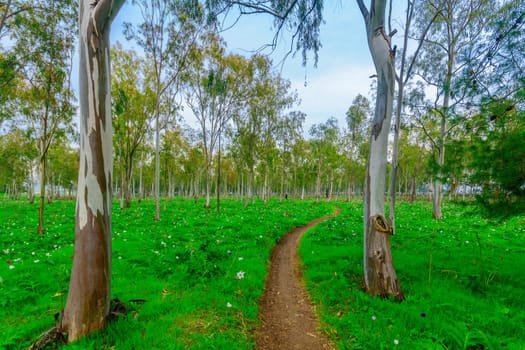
left=110, top=2, right=406, bottom=132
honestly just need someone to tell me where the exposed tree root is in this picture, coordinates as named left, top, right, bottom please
left=29, top=298, right=146, bottom=349
left=29, top=325, right=66, bottom=350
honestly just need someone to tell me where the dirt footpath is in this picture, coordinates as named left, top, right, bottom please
left=255, top=209, right=340, bottom=350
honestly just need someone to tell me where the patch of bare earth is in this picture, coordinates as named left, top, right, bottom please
left=256, top=209, right=340, bottom=350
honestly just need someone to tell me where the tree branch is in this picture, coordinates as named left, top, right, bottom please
left=356, top=0, right=369, bottom=25
left=229, top=0, right=285, bottom=19
left=93, top=0, right=126, bottom=34
left=404, top=7, right=441, bottom=85
left=0, top=0, right=12, bottom=34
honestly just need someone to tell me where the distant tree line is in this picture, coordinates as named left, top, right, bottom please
left=1, top=0, right=523, bottom=215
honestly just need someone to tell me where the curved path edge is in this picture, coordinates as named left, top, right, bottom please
left=255, top=207, right=341, bottom=350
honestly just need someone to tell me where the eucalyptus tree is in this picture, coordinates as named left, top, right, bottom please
left=287, top=111, right=307, bottom=198
left=186, top=33, right=251, bottom=208
left=397, top=127, right=430, bottom=201
left=233, top=109, right=258, bottom=206
left=232, top=55, right=269, bottom=207
left=160, top=126, right=191, bottom=198
left=0, top=0, right=30, bottom=126
left=111, top=43, right=155, bottom=208
left=11, top=0, right=76, bottom=233
left=309, top=117, right=340, bottom=202
left=0, top=51, right=17, bottom=127
left=258, top=74, right=296, bottom=204
left=290, top=132, right=309, bottom=198
left=211, top=0, right=402, bottom=298
left=185, top=140, right=206, bottom=200
left=412, top=0, right=495, bottom=219
left=60, top=0, right=125, bottom=343
left=230, top=54, right=297, bottom=205
left=276, top=111, right=305, bottom=201
left=388, top=0, right=438, bottom=231
left=0, top=128, right=36, bottom=199
left=344, top=94, right=370, bottom=201
left=46, top=138, right=79, bottom=200
left=354, top=0, right=404, bottom=299
left=124, top=0, right=205, bottom=220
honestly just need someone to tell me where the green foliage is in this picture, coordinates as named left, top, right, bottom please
left=0, top=129, right=36, bottom=195
left=212, top=1, right=323, bottom=66
left=0, top=198, right=332, bottom=349
left=468, top=99, right=525, bottom=211
left=301, top=201, right=525, bottom=349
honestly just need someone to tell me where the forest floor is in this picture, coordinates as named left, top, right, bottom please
left=3, top=199, right=524, bottom=348
left=255, top=208, right=340, bottom=350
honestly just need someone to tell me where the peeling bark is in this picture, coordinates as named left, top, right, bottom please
left=357, top=0, right=403, bottom=300
left=365, top=215, right=402, bottom=300
left=61, top=0, right=124, bottom=343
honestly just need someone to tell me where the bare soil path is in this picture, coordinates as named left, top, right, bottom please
left=255, top=208, right=340, bottom=350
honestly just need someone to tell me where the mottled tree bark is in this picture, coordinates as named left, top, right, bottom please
left=37, top=136, right=47, bottom=234
left=357, top=0, right=403, bottom=300
left=61, top=0, right=125, bottom=342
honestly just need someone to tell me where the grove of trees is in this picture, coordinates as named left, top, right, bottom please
left=0, top=0, right=523, bottom=343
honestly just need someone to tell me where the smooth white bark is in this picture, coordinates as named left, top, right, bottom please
left=63, top=0, right=124, bottom=342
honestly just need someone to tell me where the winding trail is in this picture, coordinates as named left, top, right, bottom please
left=255, top=208, right=340, bottom=350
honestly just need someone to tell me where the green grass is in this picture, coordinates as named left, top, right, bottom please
left=300, top=200, right=525, bottom=349
left=2, top=198, right=524, bottom=349
left=0, top=197, right=333, bottom=349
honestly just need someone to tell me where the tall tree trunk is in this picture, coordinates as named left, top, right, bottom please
left=124, top=160, right=132, bottom=208
left=357, top=0, right=403, bottom=300
left=38, top=133, right=47, bottom=234
left=245, top=166, right=254, bottom=208
left=280, top=160, right=285, bottom=203
left=193, top=173, right=199, bottom=203
left=388, top=74, right=404, bottom=234
left=293, top=162, right=297, bottom=198
left=28, top=160, right=35, bottom=204
left=138, top=153, right=143, bottom=203
left=217, top=133, right=221, bottom=213
left=347, top=175, right=352, bottom=202
left=61, top=0, right=124, bottom=342
left=263, top=165, right=269, bottom=206
left=328, top=170, right=333, bottom=201
left=433, top=37, right=454, bottom=219
left=239, top=172, right=243, bottom=200
left=411, top=175, right=416, bottom=202
left=154, top=112, right=160, bottom=220
left=315, top=158, right=321, bottom=203
left=205, top=161, right=211, bottom=208
left=432, top=111, right=446, bottom=219
left=119, top=160, right=124, bottom=209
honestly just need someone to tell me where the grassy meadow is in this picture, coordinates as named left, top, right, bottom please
left=301, top=201, right=525, bottom=349
left=0, top=197, right=333, bottom=349
left=1, top=197, right=524, bottom=349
